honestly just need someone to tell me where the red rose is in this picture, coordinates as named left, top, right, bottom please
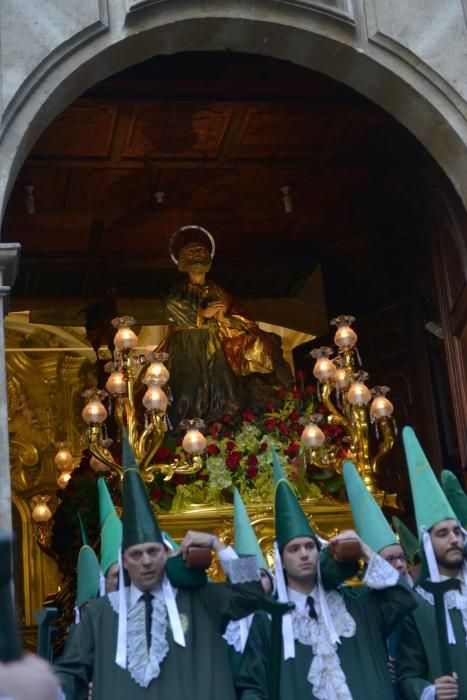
left=285, top=441, right=300, bottom=458
left=151, top=487, right=162, bottom=502
left=173, top=474, right=185, bottom=486
left=207, top=443, right=221, bottom=455
left=279, top=422, right=289, bottom=436
left=305, top=384, right=317, bottom=395
left=198, top=472, right=209, bottom=481
left=246, top=465, right=259, bottom=479
left=208, top=422, right=222, bottom=436
left=336, top=447, right=349, bottom=459
left=292, top=388, right=301, bottom=399
left=226, top=440, right=236, bottom=452
left=264, top=419, right=276, bottom=431
left=277, top=387, right=287, bottom=399
left=246, top=454, right=259, bottom=468
left=221, top=414, right=232, bottom=424
left=154, top=447, right=172, bottom=462
left=259, top=442, right=268, bottom=452
left=295, top=370, right=305, bottom=380
left=242, top=411, right=256, bottom=422
left=288, top=410, right=300, bottom=422
left=264, top=401, right=275, bottom=412
left=225, top=451, right=242, bottom=470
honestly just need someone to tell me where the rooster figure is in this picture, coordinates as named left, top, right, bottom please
left=79, top=288, right=119, bottom=365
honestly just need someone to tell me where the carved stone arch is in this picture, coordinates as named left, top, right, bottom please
left=0, top=2, right=467, bottom=221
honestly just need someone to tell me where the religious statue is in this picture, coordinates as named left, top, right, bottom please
left=158, top=225, right=293, bottom=428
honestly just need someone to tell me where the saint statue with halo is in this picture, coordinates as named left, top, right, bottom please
left=158, top=225, right=293, bottom=428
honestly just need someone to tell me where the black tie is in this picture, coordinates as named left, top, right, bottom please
left=142, top=592, right=153, bottom=650
left=307, top=596, right=317, bottom=620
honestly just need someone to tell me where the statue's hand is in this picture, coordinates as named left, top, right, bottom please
left=200, top=302, right=225, bottom=319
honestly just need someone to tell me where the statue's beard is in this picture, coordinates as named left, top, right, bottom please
left=179, top=261, right=212, bottom=275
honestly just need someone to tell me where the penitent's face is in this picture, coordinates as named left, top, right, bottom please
left=379, top=544, right=409, bottom=576
left=281, top=536, right=319, bottom=588
left=430, top=519, right=464, bottom=574
left=123, top=542, right=167, bottom=591
left=105, top=562, right=120, bottom=593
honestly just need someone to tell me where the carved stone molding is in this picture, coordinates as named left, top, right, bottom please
left=0, top=0, right=109, bottom=129
left=125, top=0, right=355, bottom=25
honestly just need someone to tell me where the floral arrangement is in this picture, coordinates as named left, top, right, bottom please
left=52, top=373, right=349, bottom=559
left=147, top=372, right=348, bottom=512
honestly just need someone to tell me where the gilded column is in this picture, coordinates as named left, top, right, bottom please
left=0, top=243, right=21, bottom=532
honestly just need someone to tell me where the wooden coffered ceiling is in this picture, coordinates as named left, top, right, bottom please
left=2, top=52, right=430, bottom=333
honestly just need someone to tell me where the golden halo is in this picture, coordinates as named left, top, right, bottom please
left=169, top=225, right=216, bottom=265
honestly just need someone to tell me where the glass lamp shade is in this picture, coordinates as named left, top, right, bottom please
left=57, top=472, right=72, bottom=489
left=142, top=386, right=169, bottom=412
left=301, top=423, right=325, bottom=448
left=334, top=325, right=358, bottom=348
left=114, top=327, right=138, bottom=351
left=31, top=500, right=52, bottom=523
left=106, top=370, right=127, bottom=395
left=145, top=362, right=170, bottom=386
left=334, top=367, right=350, bottom=390
left=313, top=357, right=336, bottom=381
left=54, top=447, right=73, bottom=471
left=82, top=399, right=108, bottom=424
left=182, top=428, right=207, bottom=454
left=347, top=382, right=372, bottom=406
left=370, top=395, right=394, bottom=419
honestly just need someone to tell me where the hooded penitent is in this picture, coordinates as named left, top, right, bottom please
left=441, top=470, right=467, bottom=528
left=234, top=487, right=270, bottom=573
left=76, top=514, right=100, bottom=612
left=343, top=460, right=397, bottom=554
left=98, top=477, right=123, bottom=579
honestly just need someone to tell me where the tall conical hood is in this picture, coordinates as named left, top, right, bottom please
left=392, top=516, right=420, bottom=565
left=403, top=426, right=457, bottom=535
left=121, top=430, right=162, bottom=550
left=234, top=488, right=270, bottom=572
left=76, top=514, right=100, bottom=608
left=343, top=461, right=397, bottom=553
left=272, top=446, right=316, bottom=550
left=441, top=470, right=467, bottom=527
left=98, top=477, right=123, bottom=575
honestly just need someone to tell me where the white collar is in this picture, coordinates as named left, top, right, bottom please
left=129, top=581, right=164, bottom=608
left=287, top=586, right=317, bottom=610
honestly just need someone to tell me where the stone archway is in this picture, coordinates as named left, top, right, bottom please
left=0, top=5, right=467, bottom=220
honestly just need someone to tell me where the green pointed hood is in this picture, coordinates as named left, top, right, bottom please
left=441, top=470, right=467, bottom=527
left=234, top=488, right=270, bottom=572
left=76, top=514, right=100, bottom=607
left=343, top=461, right=397, bottom=553
left=121, top=430, right=162, bottom=551
left=392, top=516, right=420, bottom=565
left=272, top=446, right=316, bottom=550
left=403, top=426, right=457, bottom=535
left=98, top=477, right=122, bottom=575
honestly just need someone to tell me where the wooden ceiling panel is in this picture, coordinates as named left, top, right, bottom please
left=3, top=215, right=92, bottom=252
left=6, top=166, right=69, bottom=213
left=231, top=105, right=342, bottom=160
left=122, top=103, right=233, bottom=159
left=155, top=168, right=256, bottom=215
left=67, top=167, right=155, bottom=212
left=31, top=102, right=118, bottom=158
left=100, top=213, right=186, bottom=253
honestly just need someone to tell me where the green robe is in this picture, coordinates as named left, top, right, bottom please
left=55, top=581, right=264, bottom=699
left=397, top=585, right=467, bottom=699
left=236, top=577, right=416, bottom=699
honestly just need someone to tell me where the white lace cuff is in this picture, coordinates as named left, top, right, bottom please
left=363, top=553, right=399, bottom=589
left=420, top=684, right=435, bottom=700
left=218, top=546, right=239, bottom=576
left=57, top=691, right=67, bottom=700
left=223, top=555, right=260, bottom=583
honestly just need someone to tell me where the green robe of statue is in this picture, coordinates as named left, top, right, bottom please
left=397, top=584, right=467, bottom=699
left=236, top=559, right=416, bottom=700
left=55, top=580, right=264, bottom=700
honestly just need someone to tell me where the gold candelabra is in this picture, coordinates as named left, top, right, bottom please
left=300, top=315, right=397, bottom=494
left=81, top=316, right=207, bottom=484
